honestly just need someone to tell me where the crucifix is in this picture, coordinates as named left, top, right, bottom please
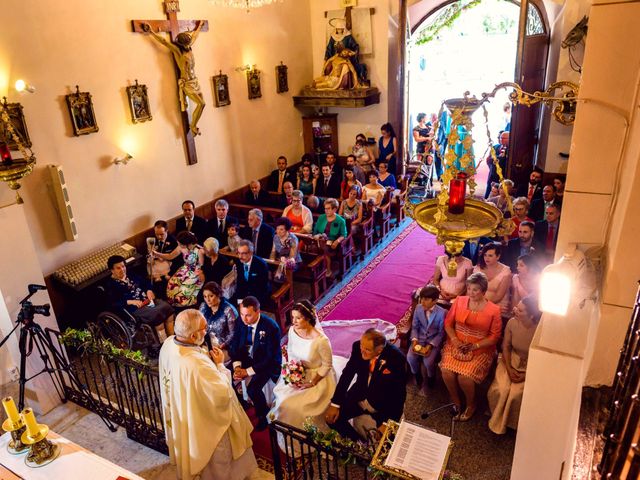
left=132, top=0, right=208, bottom=165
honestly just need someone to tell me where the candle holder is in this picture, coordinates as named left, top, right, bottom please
left=2, top=397, right=28, bottom=455
left=20, top=408, right=60, bottom=467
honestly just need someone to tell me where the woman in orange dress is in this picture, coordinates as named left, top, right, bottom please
left=439, top=272, right=502, bottom=421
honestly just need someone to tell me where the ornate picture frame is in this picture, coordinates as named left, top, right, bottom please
left=66, top=86, right=99, bottom=136
left=126, top=80, right=152, bottom=123
left=276, top=62, right=289, bottom=94
left=0, top=97, right=32, bottom=149
left=212, top=71, right=231, bottom=107
left=247, top=69, right=262, bottom=100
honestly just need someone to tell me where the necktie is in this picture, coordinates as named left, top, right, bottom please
left=325, top=177, right=329, bottom=188
left=278, top=172, right=284, bottom=193
left=528, top=185, right=534, bottom=202
left=186, top=219, right=192, bottom=231
left=369, top=358, right=377, bottom=374
left=244, top=263, right=249, bottom=281
left=546, top=225, right=555, bottom=250
left=219, top=219, right=223, bottom=232
left=247, top=326, right=253, bottom=346
left=252, top=229, right=258, bottom=248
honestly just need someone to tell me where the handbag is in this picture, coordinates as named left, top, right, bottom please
left=221, top=266, right=237, bottom=299
left=452, top=347, right=473, bottom=362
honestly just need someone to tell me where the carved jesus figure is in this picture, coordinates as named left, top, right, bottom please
left=313, top=44, right=361, bottom=91
left=142, top=22, right=205, bottom=135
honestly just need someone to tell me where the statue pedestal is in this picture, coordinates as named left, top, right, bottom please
left=293, top=87, right=380, bottom=108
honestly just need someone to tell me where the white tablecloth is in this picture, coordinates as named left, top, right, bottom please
left=0, top=431, right=144, bottom=480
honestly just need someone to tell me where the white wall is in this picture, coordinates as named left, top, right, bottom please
left=0, top=204, right=62, bottom=413
left=309, top=0, right=391, bottom=154
left=0, top=0, right=313, bottom=275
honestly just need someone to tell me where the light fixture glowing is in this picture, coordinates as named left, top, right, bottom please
left=210, top=0, right=283, bottom=11
left=539, top=269, right=572, bottom=316
left=113, top=153, right=133, bottom=165
left=14, top=80, right=35, bottom=94
left=539, top=248, right=588, bottom=317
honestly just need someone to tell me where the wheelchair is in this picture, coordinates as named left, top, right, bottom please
left=90, top=286, right=160, bottom=352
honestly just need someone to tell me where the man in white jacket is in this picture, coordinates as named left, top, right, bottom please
left=159, top=309, right=257, bottom=480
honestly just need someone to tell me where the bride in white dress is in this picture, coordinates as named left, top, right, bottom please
left=270, top=300, right=337, bottom=441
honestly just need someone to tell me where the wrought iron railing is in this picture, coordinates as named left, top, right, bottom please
left=269, top=420, right=374, bottom=480
left=48, top=329, right=168, bottom=454
left=598, top=283, right=640, bottom=479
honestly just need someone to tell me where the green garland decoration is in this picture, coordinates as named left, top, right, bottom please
left=415, top=0, right=482, bottom=46
left=59, top=328, right=149, bottom=365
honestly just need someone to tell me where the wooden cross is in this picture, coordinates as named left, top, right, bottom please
left=132, top=0, right=208, bottom=166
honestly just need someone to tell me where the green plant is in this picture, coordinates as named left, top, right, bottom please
left=415, top=0, right=482, bottom=46
left=60, top=328, right=149, bottom=365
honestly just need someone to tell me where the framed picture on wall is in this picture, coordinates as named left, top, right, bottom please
left=212, top=71, right=231, bottom=107
left=65, top=85, right=99, bottom=136
left=276, top=62, right=289, bottom=94
left=340, top=0, right=358, bottom=7
left=126, top=80, right=152, bottom=123
left=0, top=98, right=32, bottom=149
left=247, top=69, right=262, bottom=100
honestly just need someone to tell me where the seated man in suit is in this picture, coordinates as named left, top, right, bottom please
left=516, top=167, right=544, bottom=203
left=273, top=181, right=295, bottom=209
left=316, top=165, right=342, bottom=200
left=407, top=285, right=447, bottom=390
left=267, top=156, right=295, bottom=193
left=234, top=239, right=271, bottom=306
left=244, top=180, right=270, bottom=206
left=175, top=200, right=208, bottom=244
left=529, top=185, right=558, bottom=222
left=324, top=151, right=343, bottom=179
left=325, top=329, right=407, bottom=441
left=241, top=208, right=275, bottom=259
left=149, top=220, right=180, bottom=298
left=228, top=296, right=282, bottom=431
left=207, top=199, right=238, bottom=248
left=105, top=255, right=174, bottom=343
left=534, top=204, right=561, bottom=263
left=502, top=221, right=543, bottom=272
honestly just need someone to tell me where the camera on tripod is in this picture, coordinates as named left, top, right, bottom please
left=16, top=284, right=50, bottom=324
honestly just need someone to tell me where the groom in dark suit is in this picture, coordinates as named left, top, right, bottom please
left=325, top=329, right=407, bottom=441
left=228, top=296, right=282, bottom=431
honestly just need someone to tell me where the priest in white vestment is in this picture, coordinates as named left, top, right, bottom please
left=159, top=309, right=257, bottom=480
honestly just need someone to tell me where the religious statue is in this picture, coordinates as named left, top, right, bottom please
left=313, top=44, right=361, bottom=90
left=324, top=18, right=367, bottom=85
left=142, top=22, right=205, bottom=135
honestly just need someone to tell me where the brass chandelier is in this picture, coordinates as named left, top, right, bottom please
left=0, top=98, right=36, bottom=204
left=405, top=81, right=579, bottom=274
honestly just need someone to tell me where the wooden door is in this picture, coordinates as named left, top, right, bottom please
left=508, top=1, right=549, bottom=187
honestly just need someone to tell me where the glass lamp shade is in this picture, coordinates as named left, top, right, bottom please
left=448, top=173, right=467, bottom=214
left=0, top=142, right=12, bottom=165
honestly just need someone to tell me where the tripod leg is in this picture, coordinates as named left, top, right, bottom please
left=17, top=327, right=29, bottom=411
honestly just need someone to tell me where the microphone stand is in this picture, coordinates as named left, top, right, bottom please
left=420, top=402, right=458, bottom=439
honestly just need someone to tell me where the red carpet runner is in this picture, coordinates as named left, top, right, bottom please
left=318, top=222, right=443, bottom=333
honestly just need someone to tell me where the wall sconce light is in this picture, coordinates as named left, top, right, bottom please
left=539, top=247, right=590, bottom=316
left=14, top=80, right=36, bottom=94
left=113, top=153, right=133, bottom=165
left=235, top=64, right=256, bottom=73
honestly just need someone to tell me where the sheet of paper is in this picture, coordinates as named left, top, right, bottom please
left=384, top=420, right=450, bottom=480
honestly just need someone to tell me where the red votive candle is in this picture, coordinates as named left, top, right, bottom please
left=448, top=173, right=467, bottom=214
left=0, top=142, right=12, bottom=165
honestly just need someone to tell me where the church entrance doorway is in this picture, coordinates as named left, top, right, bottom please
left=406, top=0, right=549, bottom=192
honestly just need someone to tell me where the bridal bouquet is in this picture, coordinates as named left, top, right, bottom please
left=282, top=359, right=305, bottom=386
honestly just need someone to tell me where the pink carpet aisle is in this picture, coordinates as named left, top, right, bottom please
left=318, top=222, right=443, bottom=339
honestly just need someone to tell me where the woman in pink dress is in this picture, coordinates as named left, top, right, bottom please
left=511, top=254, right=541, bottom=307
left=439, top=272, right=502, bottom=421
left=473, top=243, right=512, bottom=316
left=432, top=253, right=473, bottom=302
